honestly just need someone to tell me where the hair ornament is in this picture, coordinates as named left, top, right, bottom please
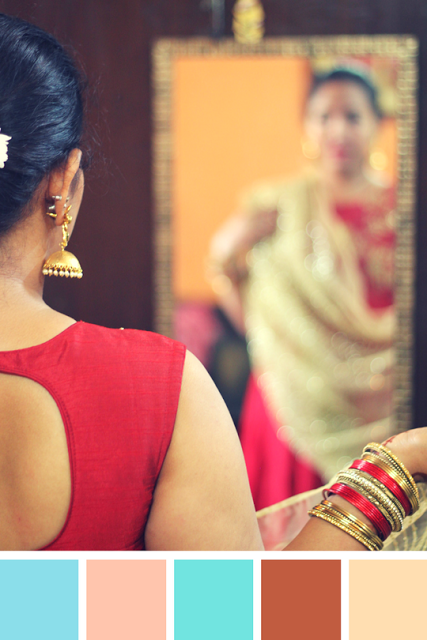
left=0, top=129, right=12, bottom=169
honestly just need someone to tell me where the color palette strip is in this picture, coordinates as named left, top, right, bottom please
left=2, top=557, right=427, bottom=639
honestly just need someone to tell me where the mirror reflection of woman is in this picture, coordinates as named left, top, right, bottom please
left=209, top=67, right=397, bottom=510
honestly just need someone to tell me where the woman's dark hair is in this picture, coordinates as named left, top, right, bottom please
left=308, top=67, right=383, bottom=119
left=0, top=13, right=87, bottom=235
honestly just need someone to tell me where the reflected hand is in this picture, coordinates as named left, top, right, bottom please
left=245, top=207, right=278, bottom=247
left=208, top=208, right=278, bottom=283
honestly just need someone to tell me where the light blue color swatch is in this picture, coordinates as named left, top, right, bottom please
left=0, top=560, right=78, bottom=640
left=175, top=560, right=253, bottom=640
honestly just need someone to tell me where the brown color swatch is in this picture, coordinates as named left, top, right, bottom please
left=262, top=559, right=341, bottom=640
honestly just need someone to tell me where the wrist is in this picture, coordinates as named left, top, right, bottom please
left=383, top=432, right=420, bottom=478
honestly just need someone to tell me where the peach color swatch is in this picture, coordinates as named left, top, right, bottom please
left=350, top=560, right=426, bottom=639
left=87, top=560, right=166, bottom=640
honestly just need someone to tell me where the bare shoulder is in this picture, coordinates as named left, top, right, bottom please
left=144, top=350, right=263, bottom=550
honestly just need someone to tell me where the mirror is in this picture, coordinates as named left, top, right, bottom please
left=152, top=36, right=418, bottom=506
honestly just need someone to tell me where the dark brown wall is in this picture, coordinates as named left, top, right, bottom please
left=0, top=0, right=209, bottom=332
left=1, top=0, right=427, bottom=425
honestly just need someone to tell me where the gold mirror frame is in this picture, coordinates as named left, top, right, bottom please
left=152, top=35, right=418, bottom=433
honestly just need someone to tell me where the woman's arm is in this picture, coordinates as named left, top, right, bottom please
left=285, top=429, right=427, bottom=551
left=145, top=350, right=426, bottom=551
left=207, top=208, right=278, bottom=334
left=144, top=350, right=264, bottom=550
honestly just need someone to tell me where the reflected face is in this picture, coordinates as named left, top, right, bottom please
left=305, top=81, right=379, bottom=177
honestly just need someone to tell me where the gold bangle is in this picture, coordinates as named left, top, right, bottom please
left=336, top=470, right=404, bottom=531
left=334, top=472, right=398, bottom=532
left=362, top=452, right=419, bottom=514
left=308, top=503, right=382, bottom=550
left=337, top=470, right=404, bottom=531
left=309, top=509, right=377, bottom=550
left=322, top=500, right=380, bottom=543
left=322, top=501, right=383, bottom=548
left=309, top=506, right=379, bottom=551
left=376, top=444, right=419, bottom=498
left=350, top=470, right=406, bottom=521
left=314, top=501, right=383, bottom=548
left=363, top=449, right=417, bottom=502
left=363, top=443, right=419, bottom=500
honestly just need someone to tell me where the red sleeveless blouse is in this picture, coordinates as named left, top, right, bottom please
left=0, top=322, right=186, bottom=550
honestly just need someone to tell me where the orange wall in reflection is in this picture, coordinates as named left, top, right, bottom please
left=172, top=57, right=397, bottom=303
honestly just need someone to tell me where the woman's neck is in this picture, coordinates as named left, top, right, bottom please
left=0, top=217, right=74, bottom=349
left=0, top=226, right=46, bottom=306
left=0, top=279, right=75, bottom=351
left=316, top=165, right=383, bottom=204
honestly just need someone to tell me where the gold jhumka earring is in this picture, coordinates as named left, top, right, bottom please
left=42, top=204, right=83, bottom=278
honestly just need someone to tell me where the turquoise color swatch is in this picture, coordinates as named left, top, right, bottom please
left=174, top=560, right=253, bottom=640
left=0, top=560, right=78, bottom=640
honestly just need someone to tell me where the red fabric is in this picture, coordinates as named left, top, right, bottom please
left=335, top=199, right=395, bottom=310
left=0, top=322, right=186, bottom=550
left=239, top=375, right=323, bottom=511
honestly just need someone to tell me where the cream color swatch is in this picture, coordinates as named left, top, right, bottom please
left=350, top=560, right=426, bottom=639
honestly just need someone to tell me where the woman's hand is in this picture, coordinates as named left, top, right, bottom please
left=243, top=207, right=279, bottom=248
left=383, top=428, right=427, bottom=481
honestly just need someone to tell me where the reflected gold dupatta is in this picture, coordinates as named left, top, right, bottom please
left=243, top=170, right=395, bottom=480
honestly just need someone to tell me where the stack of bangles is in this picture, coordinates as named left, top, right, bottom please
left=308, top=442, right=420, bottom=550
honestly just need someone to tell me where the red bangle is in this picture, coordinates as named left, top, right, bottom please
left=328, top=483, right=392, bottom=540
left=350, top=459, right=411, bottom=516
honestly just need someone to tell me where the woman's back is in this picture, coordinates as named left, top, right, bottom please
left=0, top=322, right=185, bottom=550
left=0, top=368, right=71, bottom=549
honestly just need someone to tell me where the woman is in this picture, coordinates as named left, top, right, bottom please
left=209, top=67, right=397, bottom=510
left=0, top=13, right=262, bottom=551
left=1, top=13, right=426, bottom=553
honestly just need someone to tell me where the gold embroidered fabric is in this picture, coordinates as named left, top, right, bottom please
left=243, top=170, right=395, bottom=480
left=257, top=481, right=427, bottom=551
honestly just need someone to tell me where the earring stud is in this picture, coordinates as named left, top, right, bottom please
left=46, top=195, right=63, bottom=219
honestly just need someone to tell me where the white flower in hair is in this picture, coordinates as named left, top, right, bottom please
left=0, top=129, right=12, bottom=169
